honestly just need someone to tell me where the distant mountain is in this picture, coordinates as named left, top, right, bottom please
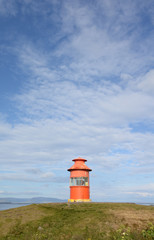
left=0, top=197, right=66, bottom=204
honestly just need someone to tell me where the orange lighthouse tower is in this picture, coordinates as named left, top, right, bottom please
left=67, top=157, right=92, bottom=202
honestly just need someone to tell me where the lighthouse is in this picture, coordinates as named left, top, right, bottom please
left=67, top=157, right=92, bottom=202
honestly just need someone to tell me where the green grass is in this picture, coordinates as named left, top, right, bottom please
left=0, top=203, right=153, bottom=239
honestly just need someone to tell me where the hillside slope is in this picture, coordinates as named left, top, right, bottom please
left=0, top=203, right=153, bottom=239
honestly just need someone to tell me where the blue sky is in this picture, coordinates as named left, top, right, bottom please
left=0, top=0, right=154, bottom=202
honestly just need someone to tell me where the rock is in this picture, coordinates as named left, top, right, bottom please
left=38, top=226, right=43, bottom=231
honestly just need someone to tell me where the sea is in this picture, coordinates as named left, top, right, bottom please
left=0, top=203, right=32, bottom=211
left=0, top=202, right=153, bottom=211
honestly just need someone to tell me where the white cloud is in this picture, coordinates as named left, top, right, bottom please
left=0, top=171, right=63, bottom=183
left=123, top=183, right=154, bottom=199
left=0, top=115, right=154, bottom=172
left=126, top=192, right=154, bottom=197
left=137, top=69, right=154, bottom=94
left=0, top=191, right=5, bottom=194
left=132, top=183, right=154, bottom=192
left=41, top=172, right=55, bottom=179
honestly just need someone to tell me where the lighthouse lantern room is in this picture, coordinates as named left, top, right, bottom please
left=67, top=157, right=92, bottom=202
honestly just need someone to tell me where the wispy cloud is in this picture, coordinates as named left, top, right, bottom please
left=0, top=0, right=17, bottom=16
left=125, top=183, right=154, bottom=198
left=54, top=0, right=154, bottom=78
left=0, top=191, right=5, bottom=194
left=126, top=192, right=154, bottom=197
left=0, top=172, right=67, bottom=183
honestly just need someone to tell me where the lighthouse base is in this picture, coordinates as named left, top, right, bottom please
left=68, top=199, right=91, bottom=203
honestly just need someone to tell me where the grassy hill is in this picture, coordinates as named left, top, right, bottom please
left=0, top=203, right=153, bottom=239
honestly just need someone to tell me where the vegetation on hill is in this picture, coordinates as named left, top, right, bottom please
left=0, top=203, right=153, bottom=239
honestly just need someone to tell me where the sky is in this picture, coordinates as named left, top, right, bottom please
left=0, top=0, right=154, bottom=203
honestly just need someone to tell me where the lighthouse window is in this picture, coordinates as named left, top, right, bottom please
left=70, top=177, right=88, bottom=186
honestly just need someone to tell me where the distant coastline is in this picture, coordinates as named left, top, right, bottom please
left=136, top=202, right=154, bottom=206
left=0, top=197, right=66, bottom=211
left=0, top=197, right=66, bottom=204
left=0, top=203, right=31, bottom=211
